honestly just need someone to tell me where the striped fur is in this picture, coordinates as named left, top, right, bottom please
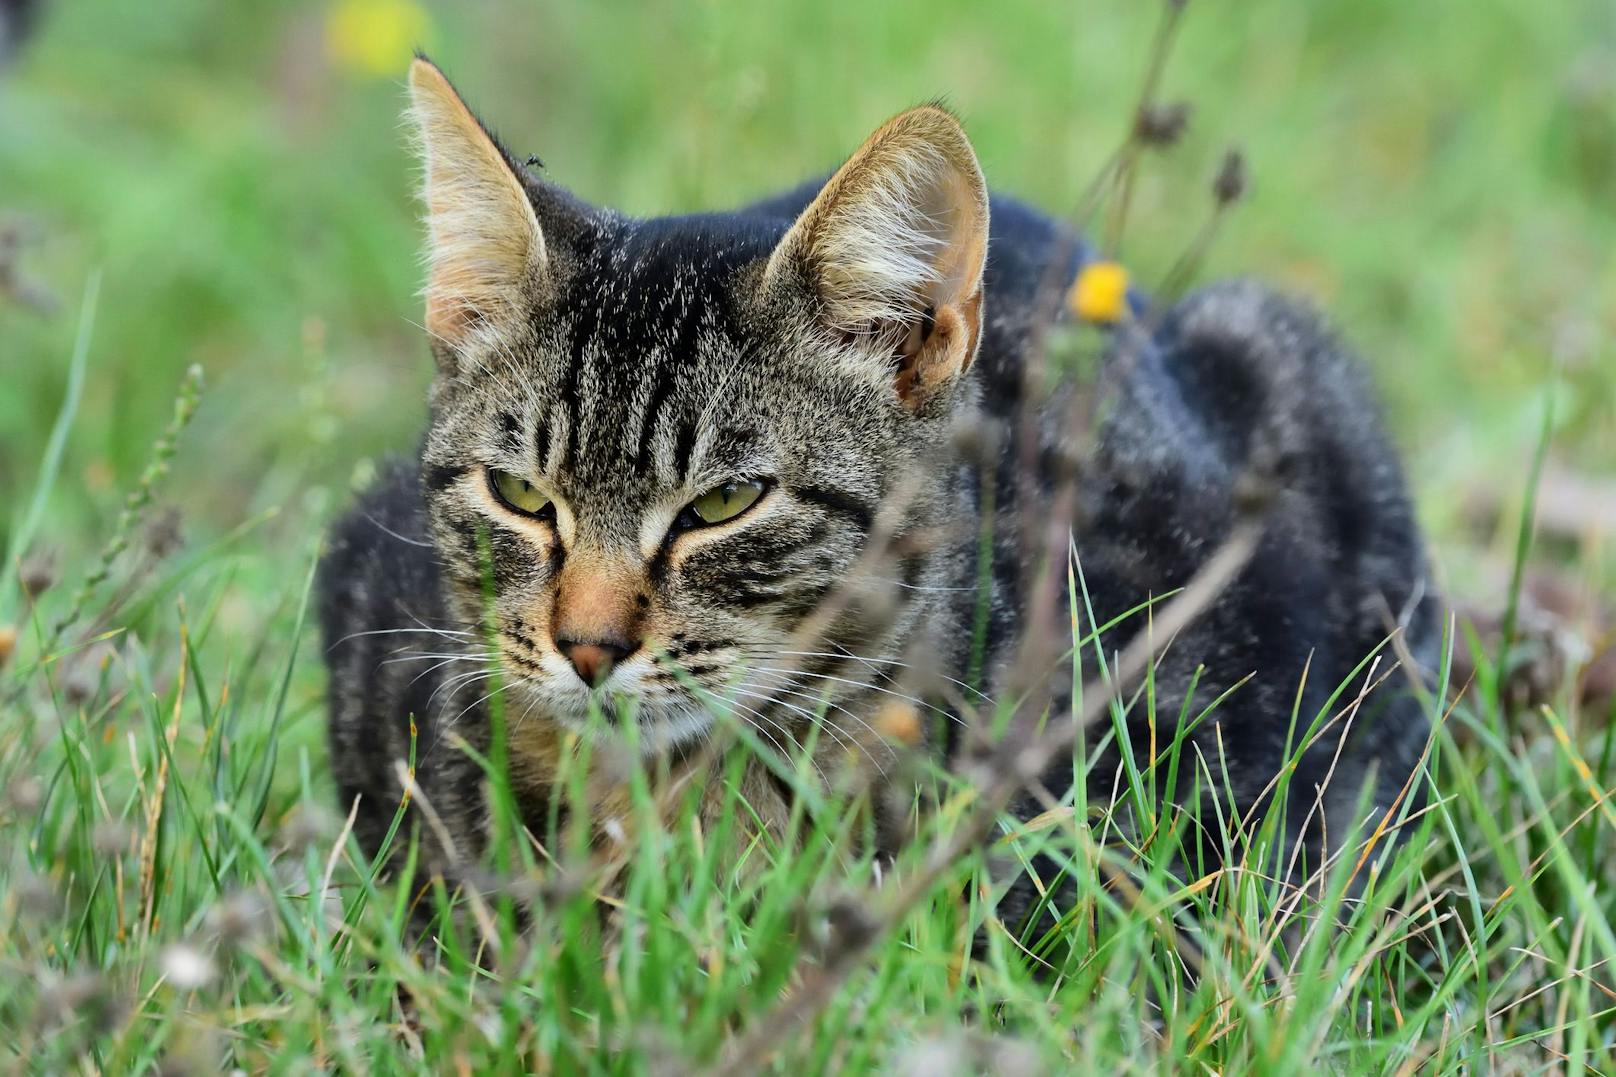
left=321, top=60, right=1440, bottom=904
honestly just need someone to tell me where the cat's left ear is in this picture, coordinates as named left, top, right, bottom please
left=763, top=105, right=989, bottom=413
left=407, top=56, right=548, bottom=370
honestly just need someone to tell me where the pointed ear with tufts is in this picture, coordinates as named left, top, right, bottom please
left=762, top=105, right=990, bottom=413
left=407, top=56, right=547, bottom=371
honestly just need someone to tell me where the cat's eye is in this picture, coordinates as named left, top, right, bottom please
left=684, top=479, right=767, bottom=528
left=487, top=468, right=552, bottom=518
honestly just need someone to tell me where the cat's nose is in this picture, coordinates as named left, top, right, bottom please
left=557, top=637, right=636, bottom=686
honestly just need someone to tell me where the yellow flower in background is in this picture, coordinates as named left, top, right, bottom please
left=327, top=0, right=433, bottom=78
left=1069, top=261, right=1130, bottom=324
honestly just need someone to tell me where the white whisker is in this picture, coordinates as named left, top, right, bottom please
left=727, top=685, right=888, bottom=778
left=747, top=664, right=967, bottom=727
left=363, top=512, right=436, bottom=549
left=330, top=625, right=475, bottom=650
left=710, top=694, right=818, bottom=781
left=774, top=647, right=993, bottom=703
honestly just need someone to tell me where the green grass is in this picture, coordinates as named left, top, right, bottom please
left=2, top=0, right=1614, bottom=1071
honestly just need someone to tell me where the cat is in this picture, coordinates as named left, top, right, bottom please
left=319, top=56, right=1440, bottom=914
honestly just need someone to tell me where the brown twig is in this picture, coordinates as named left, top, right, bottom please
left=1103, top=0, right=1193, bottom=257
left=0, top=218, right=58, bottom=315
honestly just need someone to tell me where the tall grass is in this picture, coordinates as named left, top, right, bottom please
left=1, top=349, right=1611, bottom=1071
left=2, top=0, right=1611, bottom=1072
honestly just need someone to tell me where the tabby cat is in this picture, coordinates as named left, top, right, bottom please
left=320, top=58, right=1439, bottom=907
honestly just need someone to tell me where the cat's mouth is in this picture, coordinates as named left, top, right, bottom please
left=497, top=648, right=722, bottom=753
left=496, top=634, right=799, bottom=755
left=544, top=691, right=720, bottom=755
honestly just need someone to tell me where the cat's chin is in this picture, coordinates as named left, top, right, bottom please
left=536, top=695, right=717, bottom=757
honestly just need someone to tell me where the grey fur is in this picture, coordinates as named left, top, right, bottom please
left=319, top=86, right=1439, bottom=920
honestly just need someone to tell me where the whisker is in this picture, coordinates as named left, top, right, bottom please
left=723, top=689, right=849, bottom=783
left=396, top=652, right=499, bottom=688
left=727, top=685, right=887, bottom=778
left=857, top=576, right=975, bottom=593
left=330, top=625, right=475, bottom=650
left=734, top=681, right=883, bottom=758
left=746, top=664, right=968, bottom=727
left=773, top=647, right=994, bottom=703
left=425, top=665, right=500, bottom=713
left=710, top=694, right=817, bottom=780
left=363, top=512, right=436, bottom=548
left=421, top=675, right=522, bottom=765
left=380, top=650, right=495, bottom=666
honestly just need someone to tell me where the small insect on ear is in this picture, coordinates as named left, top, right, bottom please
left=407, top=56, right=548, bottom=372
left=763, top=105, right=990, bottom=413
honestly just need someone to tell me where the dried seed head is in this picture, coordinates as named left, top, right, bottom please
left=948, top=414, right=1003, bottom=471
left=1232, top=468, right=1278, bottom=515
left=812, top=894, right=877, bottom=958
left=16, top=870, right=63, bottom=920
left=892, top=1033, right=969, bottom=1077
left=62, top=669, right=97, bottom=707
left=967, top=1032, right=1044, bottom=1076
left=894, top=642, right=949, bottom=703
left=91, top=818, right=135, bottom=857
left=62, top=641, right=116, bottom=707
left=156, top=1025, right=225, bottom=1077
left=18, top=552, right=57, bottom=600
left=1213, top=148, right=1249, bottom=206
left=143, top=507, right=186, bottom=560
left=277, top=803, right=335, bottom=853
left=955, top=734, right=1001, bottom=791
left=592, top=736, right=640, bottom=788
left=1049, top=438, right=1087, bottom=487
left=627, top=1027, right=691, bottom=1077
left=1134, top=101, right=1192, bottom=147
left=36, top=968, right=110, bottom=1029
left=599, top=815, right=630, bottom=848
left=507, top=864, right=587, bottom=909
left=207, top=889, right=272, bottom=947
left=456, top=865, right=506, bottom=899
left=6, top=775, right=44, bottom=815
left=848, top=571, right=900, bottom=627
left=0, top=625, right=14, bottom=669
left=1550, top=310, right=1597, bottom=369
left=159, top=942, right=217, bottom=991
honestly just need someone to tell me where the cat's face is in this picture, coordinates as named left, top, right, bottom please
left=406, top=59, right=988, bottom=751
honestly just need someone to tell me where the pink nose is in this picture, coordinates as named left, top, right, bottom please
left=557, top=638, right=634, bottom=685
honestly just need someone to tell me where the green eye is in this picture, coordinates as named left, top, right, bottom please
left=488, top=469, right=552, bottom=517
left=686, top=479, right=767, bottom=526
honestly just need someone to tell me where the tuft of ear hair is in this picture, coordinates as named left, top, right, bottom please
left=407, top=56, right=546, bottom=369
left=765, top=105, right=990, bottom=412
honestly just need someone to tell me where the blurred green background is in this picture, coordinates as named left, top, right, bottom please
left=2, top=0, right=1613, bottom=604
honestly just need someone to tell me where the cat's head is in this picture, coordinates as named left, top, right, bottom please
left=406, top=57, right=989, bottom=752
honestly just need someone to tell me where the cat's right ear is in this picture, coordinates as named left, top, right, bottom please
left=407, top=56, right=547, bottom=371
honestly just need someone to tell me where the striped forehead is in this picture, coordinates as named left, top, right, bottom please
left=537, top=220, right=777, bottom=502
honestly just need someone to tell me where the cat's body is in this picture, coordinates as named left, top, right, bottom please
left=321, top=59, right=1438, bottom=904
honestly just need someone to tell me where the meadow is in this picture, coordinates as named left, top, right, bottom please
left=1, top=0, right=1613, bottom=1071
